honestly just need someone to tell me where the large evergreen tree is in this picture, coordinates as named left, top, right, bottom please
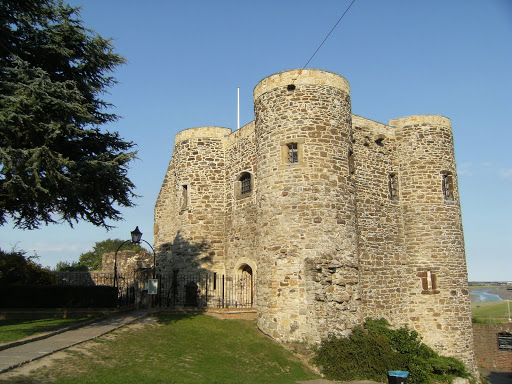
left=0, top=0, right=137, bottom=229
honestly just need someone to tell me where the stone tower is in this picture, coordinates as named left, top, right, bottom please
left=392, top=115, right=475, bottom=365
left=154, top=69, right=477, bottom=373
left=253, top=70, right=361, bottom=342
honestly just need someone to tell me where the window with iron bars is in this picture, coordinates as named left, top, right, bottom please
left=287, top=142, right=299, bottom=164
left=240, top=172, right=251, bottom=194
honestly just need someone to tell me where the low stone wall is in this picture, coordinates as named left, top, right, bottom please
left=473, top=323, right=512, bottom=371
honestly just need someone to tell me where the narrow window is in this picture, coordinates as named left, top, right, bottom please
left=181, top=185, right=188, bottom=210
left=417, top=270, right=440, bottom=294
left=348, top=149, right=355, bottom=174
left=287, top=142, right=299, bottom=164
left=240, top=173, right=251, bottom=194
left=441, top=171, right=454, bottom=201
left=388, top=173, right=399, bottom=201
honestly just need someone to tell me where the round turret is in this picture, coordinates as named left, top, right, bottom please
left=155, top=126, right=230, bottom=275
left=392, top=115, right=476, bottom=370
left=253, top=69, right=361, bottom=343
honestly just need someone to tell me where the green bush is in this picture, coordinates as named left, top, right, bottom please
left=312, top=318, right=470, bottom=384
left=0, top=248, right=54, bottom=285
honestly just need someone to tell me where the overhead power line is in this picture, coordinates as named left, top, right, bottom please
left=300, top=0, right=357, bottom=72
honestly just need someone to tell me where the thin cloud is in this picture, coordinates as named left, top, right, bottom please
left=498, top=168, right=512, bottom=179
left=458, top=162, right=473, bottom=176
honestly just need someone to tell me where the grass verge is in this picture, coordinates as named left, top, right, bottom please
left=0, top=317, right=96, bottom=344
left=0, top=314, right=320, bottom=384
left=472, top=301, right=512, bottom=323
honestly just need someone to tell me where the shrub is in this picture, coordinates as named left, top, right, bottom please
left=312, top=318, right=470, bottom=384
left=0, top=248, right=54, bottom=285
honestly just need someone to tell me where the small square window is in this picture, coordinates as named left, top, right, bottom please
left=280, top=139, right=305, bottom=169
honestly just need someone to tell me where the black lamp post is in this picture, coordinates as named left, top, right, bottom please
left=129, top=226, right=156, bottom=278
left=113, top=226, right=157, bottom=290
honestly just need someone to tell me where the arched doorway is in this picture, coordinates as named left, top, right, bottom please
left=236, top=263, right=254, bottom=307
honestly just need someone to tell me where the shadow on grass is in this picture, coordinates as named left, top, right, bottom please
left=155, top=313, right=201, bottom=325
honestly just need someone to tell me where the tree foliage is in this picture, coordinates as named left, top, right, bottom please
left=54, top=260, right=88, bottom=271
left=0, top=248, right=54, bottom=285
left=78, top=238, right=148, bottom=271
left=0, top=0, right=137, bottom=229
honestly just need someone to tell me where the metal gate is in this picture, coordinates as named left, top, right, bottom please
left=156, top=273, right=253, bottom=308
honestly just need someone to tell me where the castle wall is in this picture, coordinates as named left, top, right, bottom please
left=351, top=115, right=408, bottom=324
left=224, top=122, right=258, bottom=275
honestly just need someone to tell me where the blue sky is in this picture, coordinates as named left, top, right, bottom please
left=1, top=0, right=510, bottom=281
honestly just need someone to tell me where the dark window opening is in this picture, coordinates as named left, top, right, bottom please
left=287, top=84, right=296, bottom=91
left=240, top=172, right=251, bottom=194
left=287, top=142, right=299, bottom=163
left=181, top=185, right=188, bottom=209
left=375, top=137, right=385, bottom=146
left=441, top=171, right=454, bottom=201
left=388, top=173, right=399, bottom=201
left=348, top=149, right=355, bottom=174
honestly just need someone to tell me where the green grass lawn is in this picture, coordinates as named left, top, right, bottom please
left=0, top=314, right=320, bottom=384
left=472, top=301, right=512, bottom=323
left=0, top=317, right=95, bottom=344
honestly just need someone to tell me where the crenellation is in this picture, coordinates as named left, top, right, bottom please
left=154, top=69, right=477, bottom=375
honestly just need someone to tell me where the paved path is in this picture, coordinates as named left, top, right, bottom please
left=0, top=310, right=147, bottom=373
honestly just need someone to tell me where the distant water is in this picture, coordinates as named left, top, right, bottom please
left=470, top=290, right=503, bottom=302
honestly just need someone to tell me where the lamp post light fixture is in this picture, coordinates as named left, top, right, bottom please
left=129, top=226, right=156, bottom=279
left=113, top=226, right=157, bottom=292
left=131, top=226, right=143, bottom=244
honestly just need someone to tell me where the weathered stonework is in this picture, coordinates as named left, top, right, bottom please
left=154, top=69, right=477, bottom=373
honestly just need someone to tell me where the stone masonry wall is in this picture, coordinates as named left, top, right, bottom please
left=224, top=122, right=258, bottom=276
left=473, top=323, right=512, bottom=370
left=351, top=115, right=408, bottom=324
